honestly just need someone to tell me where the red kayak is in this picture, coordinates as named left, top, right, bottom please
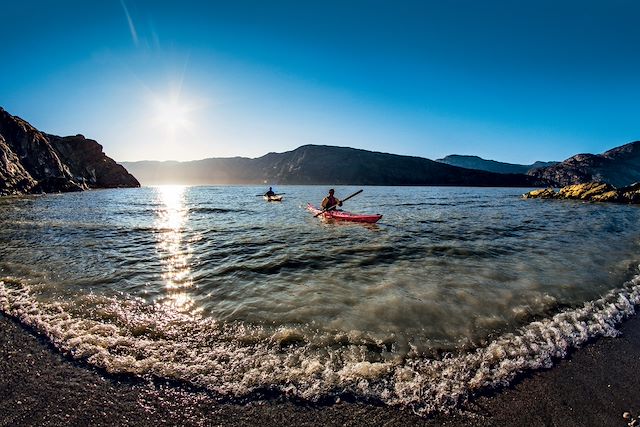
left=307, top=203, right=382, bottom=224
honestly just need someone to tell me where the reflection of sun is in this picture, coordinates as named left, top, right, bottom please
left=154, top=185, right=196, bottom=312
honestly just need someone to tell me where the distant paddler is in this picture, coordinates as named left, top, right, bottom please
left=261, top=187, right=283, bottom=202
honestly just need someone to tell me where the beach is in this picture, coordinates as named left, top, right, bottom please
left=2, top=311, right=639, bottom=426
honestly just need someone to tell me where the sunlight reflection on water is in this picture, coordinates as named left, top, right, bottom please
left=1, top=185, right=640, bottom=348
left=155, top=185, right=196, bottom=312
left=2, top=186, right=640, bottom=414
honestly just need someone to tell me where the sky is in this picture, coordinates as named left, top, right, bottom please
left=1, top=0, right=639, bottom=163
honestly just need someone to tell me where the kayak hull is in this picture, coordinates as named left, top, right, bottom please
left=264, top=195, right=283, bottom=202
left=307, top=204, right=382, bottom=223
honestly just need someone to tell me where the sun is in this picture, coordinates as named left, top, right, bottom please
left=152, top=97, right=192, bottom=133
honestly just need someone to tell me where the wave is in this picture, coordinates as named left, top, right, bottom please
left=1, top=273, right=639, bottom=415
left=189, top=207, right=248, bottom=214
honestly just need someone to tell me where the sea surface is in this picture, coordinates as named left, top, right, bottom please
left=1, top=185, right=640, bottom=414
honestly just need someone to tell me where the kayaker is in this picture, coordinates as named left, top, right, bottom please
left=321, top=189, right=342, bottom=211
left=265, top=187, right=275, bottom=197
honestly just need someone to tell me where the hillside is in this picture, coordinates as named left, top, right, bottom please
left=122, top=145, right=545, bottom=187
left=436, top=155, right=557, bottom=174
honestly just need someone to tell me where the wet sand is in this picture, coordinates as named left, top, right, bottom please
left=1, top=311, right=639, bottom=427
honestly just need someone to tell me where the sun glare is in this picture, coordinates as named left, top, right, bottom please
left=152, top=97, right=193, bottom=133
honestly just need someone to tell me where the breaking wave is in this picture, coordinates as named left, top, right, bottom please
left=2, top=273, right=639, bottom=415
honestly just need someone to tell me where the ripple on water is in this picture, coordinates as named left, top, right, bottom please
left=0, top=186, right=639, bottom=414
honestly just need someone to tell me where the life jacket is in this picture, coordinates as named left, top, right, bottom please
left=323, top=195, right=339, bottom=209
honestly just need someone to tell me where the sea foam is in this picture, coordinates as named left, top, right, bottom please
left=1, top=272, right=639, bottom=415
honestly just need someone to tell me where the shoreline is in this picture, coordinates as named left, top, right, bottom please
left=2, top=312, right=640, bottom=426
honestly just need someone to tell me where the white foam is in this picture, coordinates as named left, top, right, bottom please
left=1, top=273, right=640, bottom=415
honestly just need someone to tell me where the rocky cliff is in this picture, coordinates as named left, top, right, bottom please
left=47, top=134, right=140, bottom=189
left=436, top=155, right=557, bottom=175
left=123, top=144, right=547, bottom=187
left=0, top=107, right=139, bottom=195
left=527, top=141, right=640, bottom=187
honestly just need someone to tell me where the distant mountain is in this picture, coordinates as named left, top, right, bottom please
left=436, top=155, right=558, bottom=175
left=527, top=141, right=640, bottom=187
left=0, top=107, right=139, bottom=195
left=122, top=145, right=545, bottom=187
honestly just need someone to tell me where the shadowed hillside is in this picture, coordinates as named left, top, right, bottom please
left=437, top=155, right=557, bottom=175
left=122, top=145, right=545, bottom=187
left=527, top=141, right=640, bottom=187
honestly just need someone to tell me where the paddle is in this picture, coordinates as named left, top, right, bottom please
left=255, top=193, right=286, bottom=196
left=314, top=189, right=363, bottom=217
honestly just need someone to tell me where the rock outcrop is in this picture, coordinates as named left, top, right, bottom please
left=48, top=134, right=140, bottom=189
left=523, top=182, right=640, bottom=204
left=527, top=141, right=640, bottom=187
left=0, top=107, right=139, bottom=195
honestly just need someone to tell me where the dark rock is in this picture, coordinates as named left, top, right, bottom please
left=0, top=107, right=139, bottom=195
left=30, top=177, right=84, bottom=194
left=0, top=134, right=37, bottom=195
left=0, top=108, right=73, bottom=188
left=48, top=134, right=139, bottom=189
left=619, top=182, right=640, bottom=203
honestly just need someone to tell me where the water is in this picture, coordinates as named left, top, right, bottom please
left=1, top=185, right=640, bottom=414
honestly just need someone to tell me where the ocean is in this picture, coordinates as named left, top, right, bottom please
left=1, top=185, right=639, bottom=415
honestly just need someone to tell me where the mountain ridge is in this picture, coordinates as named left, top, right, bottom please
left=122, top=144, right=545, bottom=187
left=436, top=155, right=558, bottom=175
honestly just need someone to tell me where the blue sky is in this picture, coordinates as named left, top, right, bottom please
left=1, top=1, right=639, bottom=163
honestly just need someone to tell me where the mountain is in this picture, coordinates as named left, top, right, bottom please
left=527, top=141, right=640, bottom=187
left=436, top=155, right=558, bottom=175
left=122, top=145, right=545, bottom=187
left=0, top=107, right=139, bottom=195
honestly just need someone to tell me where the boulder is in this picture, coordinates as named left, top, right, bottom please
left=522, top=188, right=556, bottom=199
left=523, top=181, right=640, bottom=204
left=556, top=182, right=615, bottom=200
left=590, top=190, right=621, bottom=202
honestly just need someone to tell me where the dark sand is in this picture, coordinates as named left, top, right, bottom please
left=1, top=312, right=639, bottom=427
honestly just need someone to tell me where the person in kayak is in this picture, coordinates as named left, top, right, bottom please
left=321, top=189, right=342, bottom=211
left=265, top=187, right=275, bottom=197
